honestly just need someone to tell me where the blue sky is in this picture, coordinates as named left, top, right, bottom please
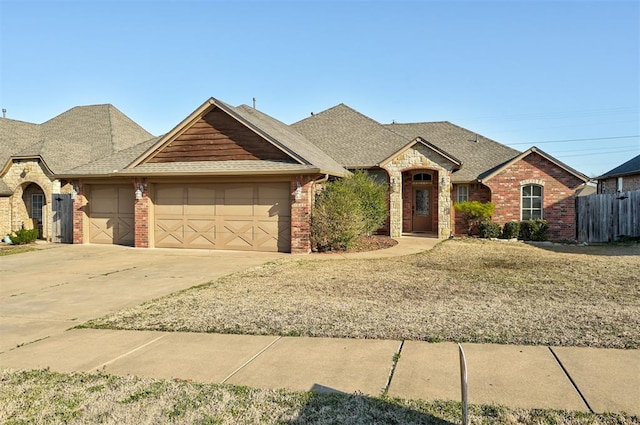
left=1, top=0, right=638, bottom=178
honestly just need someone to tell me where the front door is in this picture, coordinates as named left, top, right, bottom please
left=412, top=187, right=432, bottom=232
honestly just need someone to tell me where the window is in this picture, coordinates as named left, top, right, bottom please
left=413, top=173, right=432, bottom=182
left=617, top=177, right=624, bottom=192
left=31, top=194, right=44, bottom=221
left=521, top=184, right=543, bottom=220
left=457, top=185, right=469, bottom=203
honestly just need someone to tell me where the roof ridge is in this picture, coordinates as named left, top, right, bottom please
left=107, top=104, right=115, bottom=154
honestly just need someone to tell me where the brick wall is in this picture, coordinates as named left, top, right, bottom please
left=484, top=152, right=585, bottom=240
left=452, top=183, right=491, bottom=235
left=290, top=176, right=315, bottom=253
left=598, top=175, right=640, bottom=193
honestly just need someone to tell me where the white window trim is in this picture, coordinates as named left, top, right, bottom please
left=521, top=184, right=543, bottom=220
left=617, top=177, right=624, bottom=192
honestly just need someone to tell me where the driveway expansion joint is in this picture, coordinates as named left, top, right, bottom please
left=548, top=346, right=594, bottom=413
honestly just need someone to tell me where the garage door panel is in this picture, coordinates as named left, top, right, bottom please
left=154, top=183, right=290, bottom=252
left=89, top=185, right=134, bottom=246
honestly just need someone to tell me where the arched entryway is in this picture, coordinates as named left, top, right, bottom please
left=402, top=169, right=439, bottom=233
left=18, top=182, right=47, bottom=239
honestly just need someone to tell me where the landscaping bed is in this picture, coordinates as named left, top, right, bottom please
left=82, top=239, right=640, bottom=349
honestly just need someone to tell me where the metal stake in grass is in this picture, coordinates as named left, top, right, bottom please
left=459, top=343, right=469, bottom=425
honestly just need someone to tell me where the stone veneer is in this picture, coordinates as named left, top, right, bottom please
left=382, top=144, right=455, bottom=239
left=0, top=159, right=56, bottom=240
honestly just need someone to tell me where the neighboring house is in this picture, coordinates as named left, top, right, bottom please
left=1, top=97, right=589, bottom=252
left=0, top=105, right=153, bottom=242
left=596, top=154, right=640, bottom=194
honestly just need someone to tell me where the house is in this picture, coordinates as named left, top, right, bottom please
left=1, top=97, right=589, bottom=252
left=596, top=154, right=640, bottom=194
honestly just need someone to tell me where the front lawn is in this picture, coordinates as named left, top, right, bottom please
left=83, top=239, right=640, bottom=349
left=1, top=369, right=636, bottom=424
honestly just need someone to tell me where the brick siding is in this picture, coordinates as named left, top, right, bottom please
left=290, top=176, right=315, bottom=253
left=483, top=152, right=584, bottom=240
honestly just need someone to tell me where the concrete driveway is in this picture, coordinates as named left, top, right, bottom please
left=0, top=244, right=282, bottom=353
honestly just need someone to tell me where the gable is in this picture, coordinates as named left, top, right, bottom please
left=488, top=151, right=586, bottom=189
left=147, top=108, right=291, bottom=163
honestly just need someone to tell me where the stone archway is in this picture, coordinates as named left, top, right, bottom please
left=11, top=182, right=49, bottom=240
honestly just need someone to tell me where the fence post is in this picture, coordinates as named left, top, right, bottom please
left=459, top=343, right=469, bottom=425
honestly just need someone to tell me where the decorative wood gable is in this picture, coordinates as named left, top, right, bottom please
left=146, top=107, right=292, bottom=163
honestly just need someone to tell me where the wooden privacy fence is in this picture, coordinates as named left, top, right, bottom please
left=576, top=190, right=640, bottom=243
left=52, top=193, right=73, bottom=243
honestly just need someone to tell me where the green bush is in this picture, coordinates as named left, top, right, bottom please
left=454, top=201, right=496, bottom=236
left=479, top=221, right=501, bottom=238
left=311, top=171, right=388, bottom=251
left=519, top=219, right=549, bottom=241
left=501, top=221, right=520, bottom=239
left=10, top=228, right=39, bottom=245
left=340, top=170, right=388, bottom=235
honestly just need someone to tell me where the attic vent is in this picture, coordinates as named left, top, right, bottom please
left=474, top=134, right=479, bottom=143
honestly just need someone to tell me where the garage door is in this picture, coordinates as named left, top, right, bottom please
left=89, top=185, right=135, bottom=245
left=154, top=183, right=291, bottom=252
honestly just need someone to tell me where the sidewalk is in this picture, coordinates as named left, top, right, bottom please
left=1, top=328, right=638, bottom=415
left=1, top=236, right=638, bottom=416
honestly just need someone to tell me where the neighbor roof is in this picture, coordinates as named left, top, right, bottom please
left=597, top=153, right=640, bottom=179
left=0, top=105, right=154, bottom=174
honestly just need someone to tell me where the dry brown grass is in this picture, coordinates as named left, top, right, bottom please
left=1, top=368, right=636, bottom=424
left=85, top=239, right=640, bottom=348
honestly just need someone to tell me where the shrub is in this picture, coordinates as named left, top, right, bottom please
left=479, top=221, right=501, bottom=238
left=454, top=201, right=496, bottom=236
left=11, top=228, right=39, bottom=245
left=519, top=219, right=549, bottom=241
left=340, top=170, right=388, bottom=235
left=501, top=221, right=520, bottom=239
left=311, top=171, right=388, bottom=251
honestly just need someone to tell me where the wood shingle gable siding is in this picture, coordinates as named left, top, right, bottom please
left=147, top=108, right=291, bottom=163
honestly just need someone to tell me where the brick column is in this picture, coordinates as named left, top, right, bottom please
left=72, top=182, right=85, bottom=244
left=290, top=176, right=314, bottom=254
left=134, top=187, right=150, bottom=248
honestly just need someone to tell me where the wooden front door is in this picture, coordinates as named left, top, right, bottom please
left=412, top=187, right=432, bottom=232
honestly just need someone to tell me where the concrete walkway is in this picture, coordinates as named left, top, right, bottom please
left=1, top=238, right=638, bottom=416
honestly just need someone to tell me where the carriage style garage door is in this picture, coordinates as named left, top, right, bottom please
left=89, top=185, right=135, bottom=245
left=154, top=183, right=291, bottom=252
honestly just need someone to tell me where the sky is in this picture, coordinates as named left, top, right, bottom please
left=1, top=0, right=638, bottom=178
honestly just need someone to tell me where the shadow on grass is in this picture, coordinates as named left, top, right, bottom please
left=528, top=241, right=640, bottom=257
left=289, top=383, right=457, bottom=424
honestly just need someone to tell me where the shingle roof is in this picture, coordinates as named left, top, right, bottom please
left=118, top=160, right=322, bottom=176
left=292, top=104, right=521, bottom=182
left=230, top=104, right=347, bottom=176
left=62, top=137, right=161, bottom=176
left=385, top=122, right=521, bottom=182
left=291, top=104, right=411, bottom=168
left=0, top=105, right=154, bottom=174
left=597, top=153, right=640, bottom=179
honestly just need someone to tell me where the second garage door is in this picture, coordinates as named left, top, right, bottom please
left=154, top=183, right=291, bottom=252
